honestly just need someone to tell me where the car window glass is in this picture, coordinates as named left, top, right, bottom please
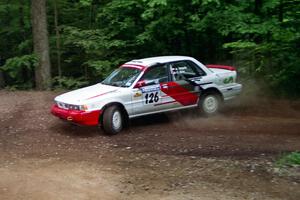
left=142, top=64, right=168, bottom=83
left=187, top=60, right=206, bottom=76
left=102, top=67, right=141, bottom=87
left=171, top=61, right=205, bottom=81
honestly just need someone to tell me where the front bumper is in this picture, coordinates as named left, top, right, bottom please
left=51, top=105, right=101, bottom=126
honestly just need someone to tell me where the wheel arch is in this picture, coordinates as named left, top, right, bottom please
left=202, top=87, right=224, bottom=102
left=99, top=102, right=129, bottom=125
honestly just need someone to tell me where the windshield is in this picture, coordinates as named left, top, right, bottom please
left=102, top=67, right=141, bottom=87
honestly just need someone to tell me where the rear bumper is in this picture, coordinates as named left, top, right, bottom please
left=51, top=105, right=101, bottom=126
left=222, top=83, right=242, bottom=101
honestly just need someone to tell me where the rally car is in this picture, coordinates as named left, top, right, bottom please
left=51, top=56, right=242, bottom=135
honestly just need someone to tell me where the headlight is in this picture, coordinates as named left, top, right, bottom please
left=56, top=101, right=81, bottom=110
left=80, top=105, right=88, bottom=111
left=69, top=105, right=80, bottom=110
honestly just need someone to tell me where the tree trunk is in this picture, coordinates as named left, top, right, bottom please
left=53, top=0, right=62, bottom=77
left=278, top=0, right=284, bottom=23
left=0, top=71, right=4, bottom=88
left=255, top=0, right=262, bottom=14
left=19, top=0, right=26, bottom=41
left=31, top=0, right=51, bottom=90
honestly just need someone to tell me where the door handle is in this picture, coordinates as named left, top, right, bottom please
left=161, top=84, right=168, bottom=89
left=168, top=85, right=177, bottom=89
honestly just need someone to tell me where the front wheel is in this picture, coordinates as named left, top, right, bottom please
left=102, top=106, right=124, bottom=135
left=199, top=93, right=221, bottom=116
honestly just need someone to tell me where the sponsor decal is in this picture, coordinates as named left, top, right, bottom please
left=133, top=92, right=142, bottom=97
left=172, top=66, right=188, bottom=74
left=223, top=77, right=234, bottom=84
left=140, top=84, right=160, bottom=93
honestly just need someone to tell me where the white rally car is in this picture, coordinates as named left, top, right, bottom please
left=51, top=56, right=242, bottom=134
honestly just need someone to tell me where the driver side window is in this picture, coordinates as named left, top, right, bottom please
left=141, top=64, right=169, bottom=84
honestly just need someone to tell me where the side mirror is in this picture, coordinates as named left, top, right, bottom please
left=134, top=80, right=157, bottom=88
left=134, top=80, right=146, bottom=88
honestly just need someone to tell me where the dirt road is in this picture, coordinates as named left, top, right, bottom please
left=0, top=91, right=299, bottom=200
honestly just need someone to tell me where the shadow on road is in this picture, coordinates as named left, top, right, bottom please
left=50, top=122, right=100, bottom=138
left=129, top=113, right=171, bottom=127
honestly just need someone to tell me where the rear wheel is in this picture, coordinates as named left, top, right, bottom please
left=199, top=93, right=221, bottom=116
left=102, top=106, right=123, bottom=135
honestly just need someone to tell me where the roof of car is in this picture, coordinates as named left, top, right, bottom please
left=125, top=56, right=194, bottom=68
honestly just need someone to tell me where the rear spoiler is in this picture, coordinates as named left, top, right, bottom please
left=206, top=64, right=236, bottom=71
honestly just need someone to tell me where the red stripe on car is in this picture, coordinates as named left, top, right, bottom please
left=121, top=64, right=147, bottom=71
left=154, top=100, right=177, bottom=106
left=160, top=82, right=198, bottom=106
left=206, top=64, right=236, bottom=71
left=86, top=90, right=117, bottom=100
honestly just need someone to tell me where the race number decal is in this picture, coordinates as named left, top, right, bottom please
left=144, top=92, right=159, bottom=104
left=141, top=84, right=161, bottom=105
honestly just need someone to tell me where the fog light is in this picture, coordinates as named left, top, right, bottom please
left=67, top=116, right=73, bottom=121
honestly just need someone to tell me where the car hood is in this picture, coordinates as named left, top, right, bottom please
left=55, top=83, right=118, bottom=105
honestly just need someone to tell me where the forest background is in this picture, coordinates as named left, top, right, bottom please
left=0, top=0, right=299, bottom=97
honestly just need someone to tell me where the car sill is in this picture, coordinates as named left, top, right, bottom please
left=129, top=104, right=198, bottom=119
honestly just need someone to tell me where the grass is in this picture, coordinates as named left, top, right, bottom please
left=277, top=152, right=300, bottom=168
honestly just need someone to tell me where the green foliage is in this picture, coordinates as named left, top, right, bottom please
left=0, top=0, right=299, bottom=96
left=277, top=152, right=300, bottom=168
left=143, top=0, right=168, bottom=7
left=52, top=76, right=89, bottom=90
left=1, top=54, right=38, bottom=88
left=84, top=60, right=120, bottom=81
left=2, top=54, right=38, bottom=78
left=79, top=0, right=93, bottom=7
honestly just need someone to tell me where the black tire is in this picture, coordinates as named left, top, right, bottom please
left=102, top=105, right=123, bottom=135
left=199, top=92, right=221, bottom=116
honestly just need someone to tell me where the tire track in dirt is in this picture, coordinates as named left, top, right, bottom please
left=0, top=97, right=34, bottom=157
left=0, top=91, right=300, bottom=200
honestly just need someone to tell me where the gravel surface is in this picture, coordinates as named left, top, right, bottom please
left=0, top=91, right=299, bottom=200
